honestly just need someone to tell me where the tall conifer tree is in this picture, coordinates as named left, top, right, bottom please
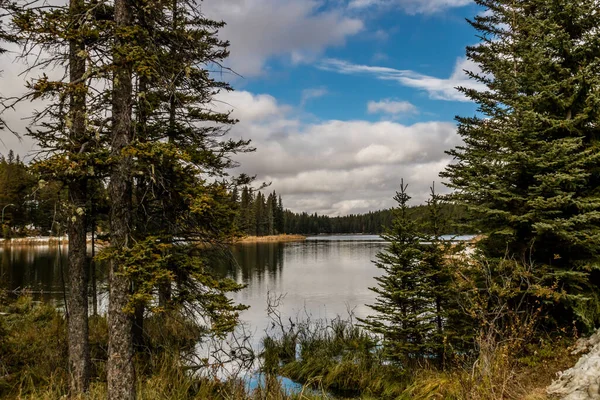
left=359, top=181, right=428, bottom=364
left=441, top=0, right=600, bottom=329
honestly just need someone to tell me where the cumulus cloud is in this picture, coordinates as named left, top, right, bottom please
left=348, top=0, right=472, bottom=14
left=214, top=90, right=460, bottom=216
left=367, top=99, right=417, bottom=115
left=318, top=56, right=486, bottom=102
left=0, top=44, right=45, bottom=160
left=202, top=0, right=363, bottom=77
left=301, top=87, right=328, bottom=106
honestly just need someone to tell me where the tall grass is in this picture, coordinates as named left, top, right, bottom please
left=0, top=296, right=329, bottom=400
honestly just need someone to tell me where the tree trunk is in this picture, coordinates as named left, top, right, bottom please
left=67, top=182, right=90, bottom=394
left=67, top=0, right=91, bottom=392
left=107, top=0, right=135, bottom=396
left=90, top=199, right=97, bottom=316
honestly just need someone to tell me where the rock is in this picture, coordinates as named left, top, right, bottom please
left=547, top=328, right=600, bottom=400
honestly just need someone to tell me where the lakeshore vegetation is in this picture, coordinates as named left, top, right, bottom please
left=0, top=0, right=599, bottom=399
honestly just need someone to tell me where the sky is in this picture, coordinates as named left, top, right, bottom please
left=0, top=0, right=485, bottom=216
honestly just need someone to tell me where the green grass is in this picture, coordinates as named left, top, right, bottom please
left=0, top=297, right=578, bottom=400
left=0, top=296, right=329, bottom=400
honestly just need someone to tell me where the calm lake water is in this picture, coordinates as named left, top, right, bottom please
left=0, top=236, right=388, bottom=333
left=0, top=234, right=473, bottom=336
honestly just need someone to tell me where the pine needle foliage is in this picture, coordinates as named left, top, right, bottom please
left=103, top=0, right=255, bottom=340
left=359, top=181, right=460, bottom=365
left=441, top=0, right=600, bottom=330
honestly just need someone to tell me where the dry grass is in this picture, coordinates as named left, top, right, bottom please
left=0, top=237, right=69, bottom=246
left=235, top=235, right=306, bottom=243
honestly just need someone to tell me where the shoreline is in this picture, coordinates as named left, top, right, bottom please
left=0, top=235, right=307, bottom=246
left=0, top=236, right=108, bottom=247
left=234, top=234, right=306, bottom=243
left=1, top=236, right=69, bottom=246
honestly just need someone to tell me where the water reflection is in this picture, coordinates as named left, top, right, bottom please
left=230, top=243, right=285, bottom=284
left=0, top=245, right=69, bottom=302
left=0, top=244, right=109, bottom=310
left=0, top=239, right=387, bottom=338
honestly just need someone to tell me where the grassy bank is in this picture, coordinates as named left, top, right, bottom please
left=262, top=315, right=578, bottom=400
left=0, top=296, right=326, bottom=400
left=235, top=234, right=306, bottom=243
left=0, top=296, right=582, bottom=399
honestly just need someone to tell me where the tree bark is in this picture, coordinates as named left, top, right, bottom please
left=90, top=198, right=97, bottom=316
left=67, top=183, right=90, bottom=394
left=67, top=0, right=91, bottom=392
left=107, top=0, right=136, bottom=396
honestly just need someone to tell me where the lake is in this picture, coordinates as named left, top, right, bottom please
left=0, top=236, right=388, bottom=334
left=0, top=234, right=473, bottom=339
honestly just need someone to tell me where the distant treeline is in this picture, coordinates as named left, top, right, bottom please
left=235, top=187, right=472, bottom=236
left=2, top=164, right=470, bottom=238
left=281, top=204, right=472, bottom=235
left=0, top=151, right=63, bottom=236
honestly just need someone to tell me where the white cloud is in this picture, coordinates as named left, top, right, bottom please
left=0, top=44, right=47, bottom=160
left=301, top=87, right=328, bottom=106
left=318, top=57, right=486, bottom=102
left=215, top=90, right=460, bottom=216
left=367, top=99, right=417, bottom=115
left=202, top=0, right=363, bottom=77
left=348, top=0, right=472, bottom=14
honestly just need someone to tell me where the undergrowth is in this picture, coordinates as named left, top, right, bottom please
left=0, top=296, right=579, bottom=399
left=0, top=296, right=327, bottom=400
left=261, top=314, right=577, bottom=400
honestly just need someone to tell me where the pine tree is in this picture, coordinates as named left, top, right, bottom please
left=10, top=0, right=109, bottom=391
left=420, top=184, right=465, bottom=363
left=107, top=0, right=135, bottom=395
left=266, top=192, right=275, bottom=235
left=359, top=181, right=429, bottom=364
left=240, top=186, right=254, bottom=235
left=441, top=0, right=600, bottom=329
left=276, top=194, right=284, bottom=234
left=101, top=1, right=253, bottom=394
left=0, top=0, right=11, bottom=130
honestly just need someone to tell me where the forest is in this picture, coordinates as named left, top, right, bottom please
left=233, top=186, right=470, bottom=237
left=0, top=161, right=470, bottom=238
left=1, top=0, right=600, bottom=399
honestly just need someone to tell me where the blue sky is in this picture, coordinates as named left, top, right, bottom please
left=0, top=0, right=487, bottom=216
left=202, top=0, right=487, bottom=215
left=238, top=1, right=481, bottom=124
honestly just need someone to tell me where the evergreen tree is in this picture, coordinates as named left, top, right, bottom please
left=360, top=182, right=463, bottom=365
left=9, top=0, right=109, bottom=388
left=106, top=0, right=135, bottom=394
left=441, top=0, right=600, bottom=329
left=253, top=191, right=265, bottom=236
left=99, top=0, right=254, bottom=395
left=266, top=192, right=275, bottom=235
left=276, top=194, right=284, bottom=234
left=420, top=184, right=465, bottom=363
left=359, top=181, right=430, bottom=364
left=240, top=186, right=254, bottom=235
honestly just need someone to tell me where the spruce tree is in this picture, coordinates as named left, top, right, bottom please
left=276, top=194, right=284, bottom=234
left=99, top=2, right=253, bottom=395
left=10, top=0, right=110, bottom=392
left=420, top=184, right=454, bottom=363
left=441, top=0, right=600, bottom=329
left=0, top=0, right=14, bottom=130
left=359, top=181, right=429, bottom=364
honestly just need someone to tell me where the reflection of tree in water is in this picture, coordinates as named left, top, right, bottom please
left=210, top=243, right=284, bottom=285
left=0, top=246, right=66, bottom=302
left=0, top=245, right=109, bottom=307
